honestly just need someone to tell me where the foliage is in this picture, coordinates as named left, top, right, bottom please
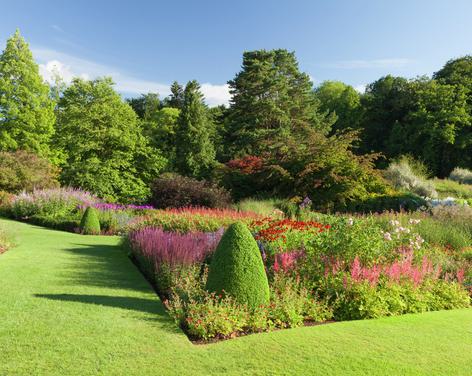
left=220, top=131, right=389, bottom=209
left=449, top=167, right=472, bottom=185
left=250, top=217, right=330, bottom=257
left=164, top=264, right=332, bottom=340
left=359, top=75, right=414, bottom=160
left=234, top=198, right=283, bottom=217
left=150, top=173, right=232, bottom=209
left=126, top=92, right=161, bottom=119
left=0, top=150, right=59, bottom=193
left=130, top=207, right=260, bottom=233
left=384, top=157, right=438, bottom=197
left=128, top=228, right=223, bottom=293
left=434, top=178, right=472, bottom=199
left=314, top=80, right=363, bottom=133
left=5, top=187, right=98, bottom=220
left=0, top=30, right=55, bottom=159
left=225, top=49, right=329, bottom=157
left=346, top=192, right=426, bottom=213
left=403, top=79, right=471, bottom=176
left=175, top=80, right=215, bottom=178
left=206, top=222, right=270, bottom=308
left=54, top=77, right=167, bottom=203
left=144, top=107, right=180, bottom=165
left=166, top=81, right=184, bottom=109
left=79, top=207, right=101, bottom=235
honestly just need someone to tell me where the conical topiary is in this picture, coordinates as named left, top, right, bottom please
left=206, top=222, right=269, bottom=308
left=80, top=207, right=101, bottom=235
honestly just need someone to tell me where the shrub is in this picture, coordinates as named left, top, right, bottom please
left=6, top=188, right=99, bottom=219
left=384, top=157, right=438, bottom=198
left=449, top=167, right=472, bottom=185
left=0, top=150, right=59, bottom=193
left=269, top=273, right=333, bottom=328
left=206, top=222, right=270, bottom=308
left=80, top=207, right=101, bottom=235
left=150, top=174, right=232, bottom=209
left=346, top=192, right=426, bottom=213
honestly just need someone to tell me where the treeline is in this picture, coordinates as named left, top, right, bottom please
left=0, top=30, right=470, bottom=208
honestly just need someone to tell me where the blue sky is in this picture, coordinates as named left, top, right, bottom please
left=1, top=0, right=471, bottom=105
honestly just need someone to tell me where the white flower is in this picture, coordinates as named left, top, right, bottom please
left=348, top=218, right=354, bottom=226
left=383, top=232, right=392, bottom=241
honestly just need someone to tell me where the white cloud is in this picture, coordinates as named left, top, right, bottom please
left=200, top=83, right=231, bottom=107
left=33, top=47, right=230, bottom=106
left=325, top=58, right=412, bottom=69
left=354, top=84, right=366, bottom=93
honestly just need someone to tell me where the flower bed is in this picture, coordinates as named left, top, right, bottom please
left=129, top=207, right=261, bottom=233
left=127, top=213, right=471, bottom=342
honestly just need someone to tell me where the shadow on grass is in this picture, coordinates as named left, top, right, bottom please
left=35, top=293, right=164, bottom=315
left=60, top=243, right=151, bottom=293
left=35, top=293, right=182, bottom=333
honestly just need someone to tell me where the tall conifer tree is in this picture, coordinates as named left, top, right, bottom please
left=175, top=80, right=215, bottom=177
left=0, top=30, right=55, bottom=158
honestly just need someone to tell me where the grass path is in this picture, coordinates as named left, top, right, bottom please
left=0, top=218, right=471, bottom=375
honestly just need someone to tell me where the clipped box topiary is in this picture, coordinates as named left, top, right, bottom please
left=80, top=207, right=101, bottom=235
left=206, top=222, right=269, bottom=308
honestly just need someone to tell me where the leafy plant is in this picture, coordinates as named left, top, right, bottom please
left=0, top=151, right=59, bottom=193
left=449, top=167, right=472, bottom=185
left=150, top=173, right=231, bottom=209
left=206, top=222, right=270, bottom=308
left=384, top=157, right=438, bottom=198
left=80, top=207, right=101, bottom=235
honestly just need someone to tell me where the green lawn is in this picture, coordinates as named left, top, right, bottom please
left=0, top=218, right=471, bottom=376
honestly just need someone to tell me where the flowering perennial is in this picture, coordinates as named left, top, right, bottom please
left=128, top=227, right=224, bottom=269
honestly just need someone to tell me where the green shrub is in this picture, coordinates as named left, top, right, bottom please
left=346, top=192, right=426, bottom=213
left=0, top=150, right=59, bottom=193
left=150, top=173, right=232, bottom=209
left=80, top=207, right=101, bottom=235
left=384, top=157, right=437, bottom=198
left=206, top=222, right=270, bottom=308
left=449, top=167, right=472, bottom=185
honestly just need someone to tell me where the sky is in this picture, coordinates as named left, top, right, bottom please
left=1, top=0, right=471, bottom=106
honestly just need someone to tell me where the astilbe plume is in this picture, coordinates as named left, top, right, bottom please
left=346, top=251, right=441, bottom=287
left=273, top=251, right=305, bottom=273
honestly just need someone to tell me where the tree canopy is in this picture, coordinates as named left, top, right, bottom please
left=0, top=30, right=55, bottom=159
left=55, top=77, right=166, bottom=202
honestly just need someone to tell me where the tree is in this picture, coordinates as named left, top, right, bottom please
left=127, top=93, right=161, bottom=119
left=0, top=30, right=55, bottom=159
left=225, top=49, right=329, bottom=158
left=314, top=81, right=363, bottom=133
left=166, top=81, right=184, bottom=109
left=143, top=107, right=180, bottom=167
left=434, top=56, right=472, bottom=98
left=403, top=79, right=471, bottom=176
left=55, top=77, right=166, bottom=203
left=0, top=150, right=59, bottom=193
left=359, top=75, right=414, bottom=158
left=175, top=80, right=215, bottom=178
